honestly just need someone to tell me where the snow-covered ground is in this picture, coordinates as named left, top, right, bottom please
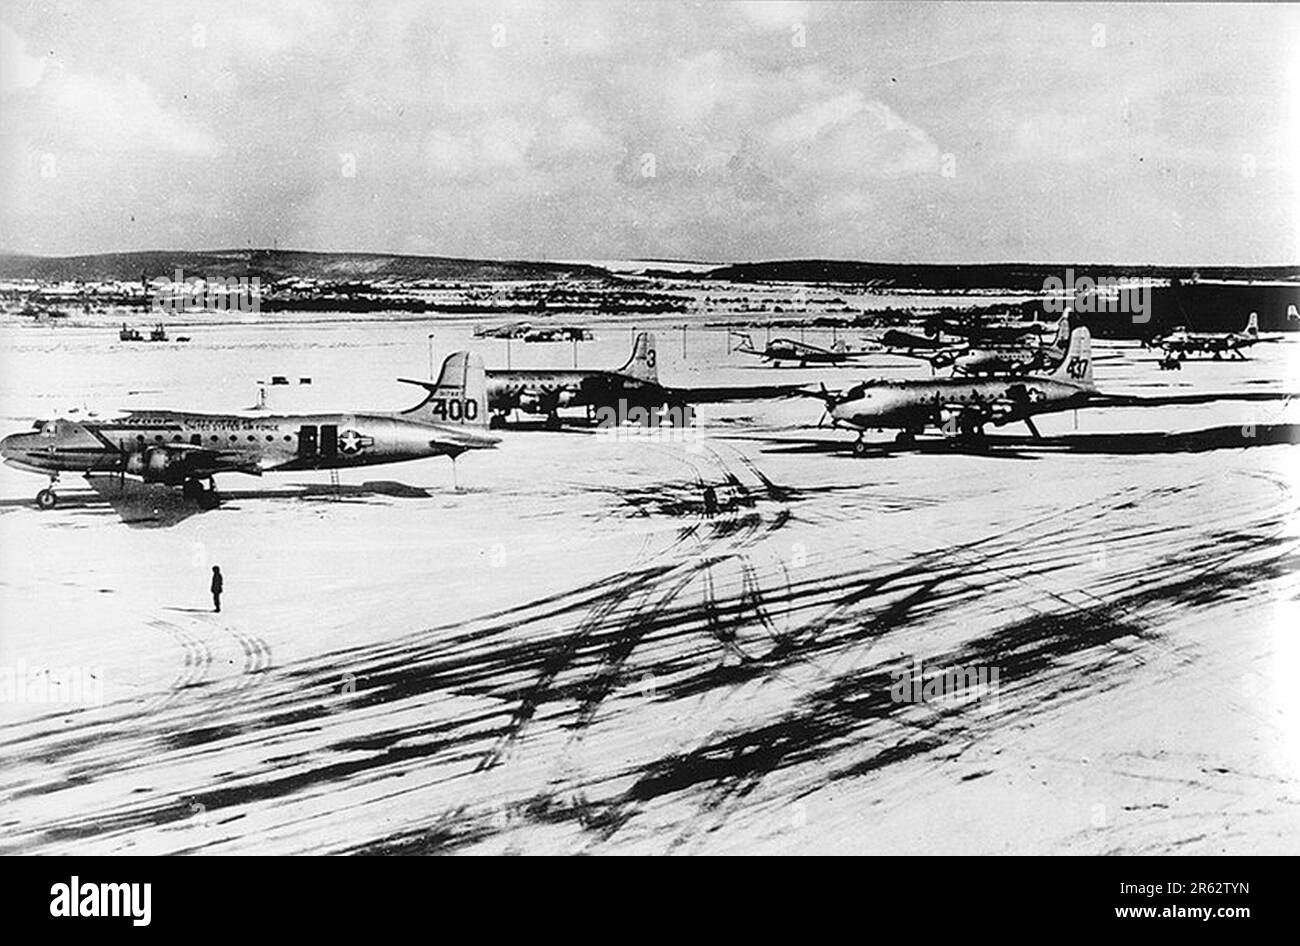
left=0, top=315, right=1297, bottom=854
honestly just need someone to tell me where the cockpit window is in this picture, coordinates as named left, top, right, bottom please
left=41, top=421, right=57, bottom=436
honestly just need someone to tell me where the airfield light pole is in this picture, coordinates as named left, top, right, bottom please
left=681, top=323, right=687, bottom=357
left=572, top=336, right=578, bottom=368
left=427, top=334, right=435, bottom=378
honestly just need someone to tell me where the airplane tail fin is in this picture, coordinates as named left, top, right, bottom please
left=1245, top=311, right=1259, bottom=337
left=617, top=331, right=658, bottom=382
left=1046, top=308, right=1072, bottom=360
left=1048, top=327, right=1095, bottom=390
left=729, top=331, right=756, bottom=353
left=398, top=351, right=489, bottom=427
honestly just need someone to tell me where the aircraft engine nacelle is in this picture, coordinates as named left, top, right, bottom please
left=518, top=389, right=574, bottom=414
left=126, top=447, right=179, bottom=483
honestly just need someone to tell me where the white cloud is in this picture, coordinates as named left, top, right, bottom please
left=765, top=92, right=941, bottom=180
left=0, top=22, right=47, bottom=93
left=41, top=67, right=220, bottom=157
left=731, top=1, right=814, bottom=30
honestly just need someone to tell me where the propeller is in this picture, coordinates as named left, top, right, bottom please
left=803, top=382, right=846, bottom=428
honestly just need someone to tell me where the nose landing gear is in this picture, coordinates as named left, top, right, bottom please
left=35, top=475, right=59, bottom=509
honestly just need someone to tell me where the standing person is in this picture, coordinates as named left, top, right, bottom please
left=210, top=565, right=223, bottom=613
left=702, top=484, right=718, bottom=519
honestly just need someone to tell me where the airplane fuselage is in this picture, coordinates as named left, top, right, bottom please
left=763, top=348, right=849, bottom=365
left=951, top=348, right=1041, bottom=376
left=1159, top=334, right=1256, bottom=358
left=486, top=369, right=665, bottom=414
left=831, top=376, right=1091, bottom=432
left=1, top=410, right=489, bottom=484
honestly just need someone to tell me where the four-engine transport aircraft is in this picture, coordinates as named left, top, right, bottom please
left=730, top=332, right=880, bottom=367
left=486, top=331, right=670, bottom=426
left=811, top=327, right=1097, bottom=454
left=0, top=352, right=498, bottom=508
left=1152, top=312, right=1263, bottom=360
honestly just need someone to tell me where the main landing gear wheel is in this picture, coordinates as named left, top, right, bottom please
left=183, top=479, right=221, bottom=509
left=851, top=436, right=868, bottom=457
left=36, top=488, right=57, bottom=509
left=894, top=430, right=916, bottom=446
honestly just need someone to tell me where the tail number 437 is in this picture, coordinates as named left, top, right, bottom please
left=1065, top=357, right=1089, bottom=380
left=430, top=397, right=479, bottom=421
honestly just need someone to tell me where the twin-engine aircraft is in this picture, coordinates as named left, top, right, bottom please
left=486, top=331, right=669, bottom=426
left=0, top=352, right=498, bottom=508
left=812, top=327, right=1097, bottom=454
left=1152, top=312, right=1262, bottom=360
left=730, top=332, right=876, bottom=367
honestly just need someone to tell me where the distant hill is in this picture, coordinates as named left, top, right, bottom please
left=702, top=260, right=1300, bottom=290
left=0, top=249, right=614, bottom=284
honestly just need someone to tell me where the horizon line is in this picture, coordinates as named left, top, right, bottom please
left=1, top=247, right=1297, bottom=271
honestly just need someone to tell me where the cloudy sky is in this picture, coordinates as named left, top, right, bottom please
left=1, top=1, right=1296, bottom=263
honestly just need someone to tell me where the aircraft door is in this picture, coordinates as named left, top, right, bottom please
left=320, top=424, right=338, bottom=459
left=297, top=424, right=318, bottom=458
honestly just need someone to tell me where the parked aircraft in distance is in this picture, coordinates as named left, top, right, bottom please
left=730, top=332, right=877, bottom=366
left=522, top=326, right=594, bottom=343
left=473, top=322, right=593, bottom=342
left=904, top=310, right=1074, bottom=377
left=0, top=352, right=497, bottom=509
left=1152, top=312, right=1263, bottom=360
left=932, top=315, right=1053, bottom=346
left=811, top=327, right=1097, bottom=454
left=486, top=331, right=671, bottom=427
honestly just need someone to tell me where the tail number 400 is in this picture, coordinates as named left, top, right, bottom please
left=430, top=397, right=479, bottom=421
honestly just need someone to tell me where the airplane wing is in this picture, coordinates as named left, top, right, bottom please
left=108, top=439, right=266, bottom=477
left=1086, top=390, right=1296, bottom=409
left=939, top=384, right=1052, bottom=427
left=876, top=329, right=948, bottom=351
left=664, top=382, right=808, bottom=403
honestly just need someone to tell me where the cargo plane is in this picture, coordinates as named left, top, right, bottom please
left=486, top=331, right=670, bottom=426
left=811, top=327, right=1097, bottom=454
left=911, top=310, right=1073, bottom=377
left=1152, top=312, right=1262, bottom=360
left=730, top=332, right=877, bottom=367
left=0, top=352, right=498, bottom=509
